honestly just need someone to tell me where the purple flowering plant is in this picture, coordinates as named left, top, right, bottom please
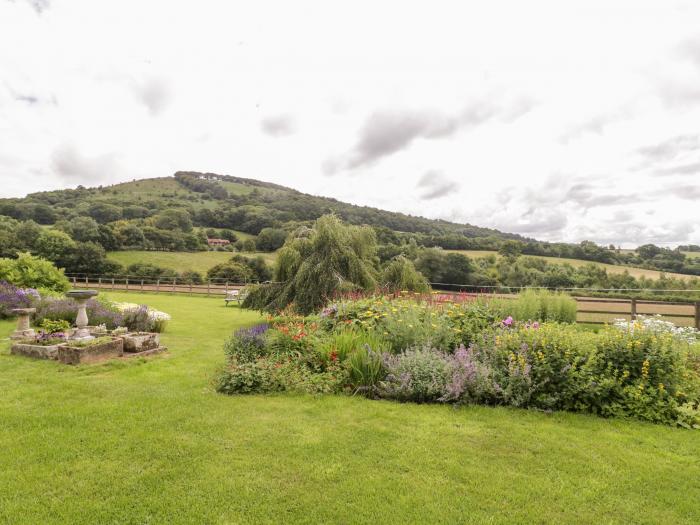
left=34, top=297, right=124, bottom=329
left=224, top=324, right=270, bottom=363
left=0, top=281, right=40, bottom=319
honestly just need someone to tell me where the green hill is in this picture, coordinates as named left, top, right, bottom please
left=0, top=172, right=698, bottom=292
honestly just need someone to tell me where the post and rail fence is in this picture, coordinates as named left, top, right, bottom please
left=66, top=274, right=700, bottom=329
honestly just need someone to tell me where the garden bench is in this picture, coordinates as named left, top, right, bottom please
left=224, top=289, right=247, bottom=306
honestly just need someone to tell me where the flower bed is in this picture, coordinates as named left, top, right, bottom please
left=217, top=295, right=700, bottom=428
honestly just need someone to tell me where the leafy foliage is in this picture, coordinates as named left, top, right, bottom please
left=0, top=253, right=70, bottom=292
left=245, top=215, right=380, bottom=314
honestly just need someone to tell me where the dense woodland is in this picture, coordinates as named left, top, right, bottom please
left=0, top=173, right=698, bottom=296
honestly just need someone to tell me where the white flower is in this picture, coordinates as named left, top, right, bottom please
left=112, top=301, right=171, bottom=322
left=148, top=310, right=171, bottom=321
left=613, top=315, right=699, bottom=344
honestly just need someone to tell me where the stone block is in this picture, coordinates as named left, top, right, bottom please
left=57, top=337, right=124, bottom=365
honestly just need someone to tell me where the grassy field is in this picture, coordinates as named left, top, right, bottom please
left=107, top=248, right=693, bottom=281
left=446, top=250, right=694, bottom=280
left=107, top=250, right=277, bottom=274
left=2, top=293, right=700, bottom=523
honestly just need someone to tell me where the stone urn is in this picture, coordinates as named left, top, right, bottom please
left=10, top=308, right=36, bottom=340
left=66, top=289, right=99, bottom=341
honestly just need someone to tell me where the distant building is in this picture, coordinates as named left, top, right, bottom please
left=207, top=238, right=230, bottom=247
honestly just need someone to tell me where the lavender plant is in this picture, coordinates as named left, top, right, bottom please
left=0, top=281, right=40, bottom=319
left=224, top=324, right=269, bottom=363
left=34, top=297, right=124, bottom=329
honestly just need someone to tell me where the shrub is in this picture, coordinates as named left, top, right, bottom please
left=441, top=345, right=499, bottom=404
left=39, top=318, right=71, bottom=335
left=120, top=305, right=170, bottom=333
left=216, top=358, right=347, bottom=395
left=0, top=281, right=40, bottom=319
left=206, top=261, right=253, bottom=283
left=380, top=256, right=430, bottom=293
left=216, top=360, right=282, bottom=395
left=0, top=253, right=70, bottom=292
left=224, top=324, right=269, bottom=363
left=379, top=347, right=451, bottom=403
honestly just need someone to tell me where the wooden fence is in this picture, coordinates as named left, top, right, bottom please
left=69, top=275, right=245, bottom=297
left=68, top=276, right=700, bottom=329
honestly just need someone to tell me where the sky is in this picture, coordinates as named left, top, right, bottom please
left=1, top=0, right=699, bottom=247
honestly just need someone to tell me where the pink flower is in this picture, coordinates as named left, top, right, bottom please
left=502, top=316, right=514, bottom=327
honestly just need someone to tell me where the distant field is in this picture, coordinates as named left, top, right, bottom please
left=98, top=177, right=224, bottom=210
left=445, top=250, right=694, bottom=281
left=107, top=248, right=695, bottom=281
left=107, top=250, right=277, bottom=274
left=218, top=180, right=256, bottom=196
left=684, top=251, right=700, bottom=259
left=192, top=228, right=256, bottom=241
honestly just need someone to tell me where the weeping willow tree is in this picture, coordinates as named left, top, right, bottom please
left=243, top=215, right=379, bottom=314
left=380, top=255, right=430, bottom=293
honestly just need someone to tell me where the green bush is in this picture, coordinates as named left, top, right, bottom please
left=39, top=318, right=71, bottom=334
left=216, top=358, right=347, bottom=395
left=380, top=256, right=430, bottom=293
left=223, top=324, right=269, bottom=363
left=379, top=347, right=451, bottom=403
left=0, top=253, right=70, bottom=292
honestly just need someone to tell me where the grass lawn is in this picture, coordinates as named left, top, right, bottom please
left=2, top=293, right=700, bottom=524
left=107, top=250, right=277, bottom=274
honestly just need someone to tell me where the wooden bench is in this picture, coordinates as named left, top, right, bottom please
left=224, top=289, right=247, bottom=306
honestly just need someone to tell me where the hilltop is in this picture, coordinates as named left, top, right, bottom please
left=0, top=172, right=698, bottom=286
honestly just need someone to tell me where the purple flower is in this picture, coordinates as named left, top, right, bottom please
left=502, top=316, right=514, bottom=327
left=320, top=304, right=339, bottom=318
left=0, top=281, right=40, bottom=319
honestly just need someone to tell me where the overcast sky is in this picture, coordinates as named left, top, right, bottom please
left=1, top=0, right=699, bottom=247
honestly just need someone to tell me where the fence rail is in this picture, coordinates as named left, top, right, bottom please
left=67, top=275, right=700, bottom=329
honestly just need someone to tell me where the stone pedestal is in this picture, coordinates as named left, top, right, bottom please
left=65, top=290, right=99, bottom=341
left=10, top=308, right=36, bottom=340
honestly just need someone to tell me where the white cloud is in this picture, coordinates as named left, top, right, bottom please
left=0, top=0, right=698, bottom=247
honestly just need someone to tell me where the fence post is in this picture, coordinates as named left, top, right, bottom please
left=695, top=302, right=700, bottom=330
left=125, top=278, right=129, bottom=291
left=98, top=277, right=102, bottom=289
left=156, top=279, right=160, bottom=293
left=225, top=281, right=229, bottom=294
left=72, top=276, right=77, bottom=286
left=85, top=275, right=88, bottom=286
left=190, top=282, right=193, bottom=295
left=141, top=280, right=144, bottom=292
left=111, top=278, right=115, bottom=291
left=172, top=278, right=176, bottom=292
left=207, top=280, right=210, bottom=297
left=631, top=298, right=637, bottom=320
